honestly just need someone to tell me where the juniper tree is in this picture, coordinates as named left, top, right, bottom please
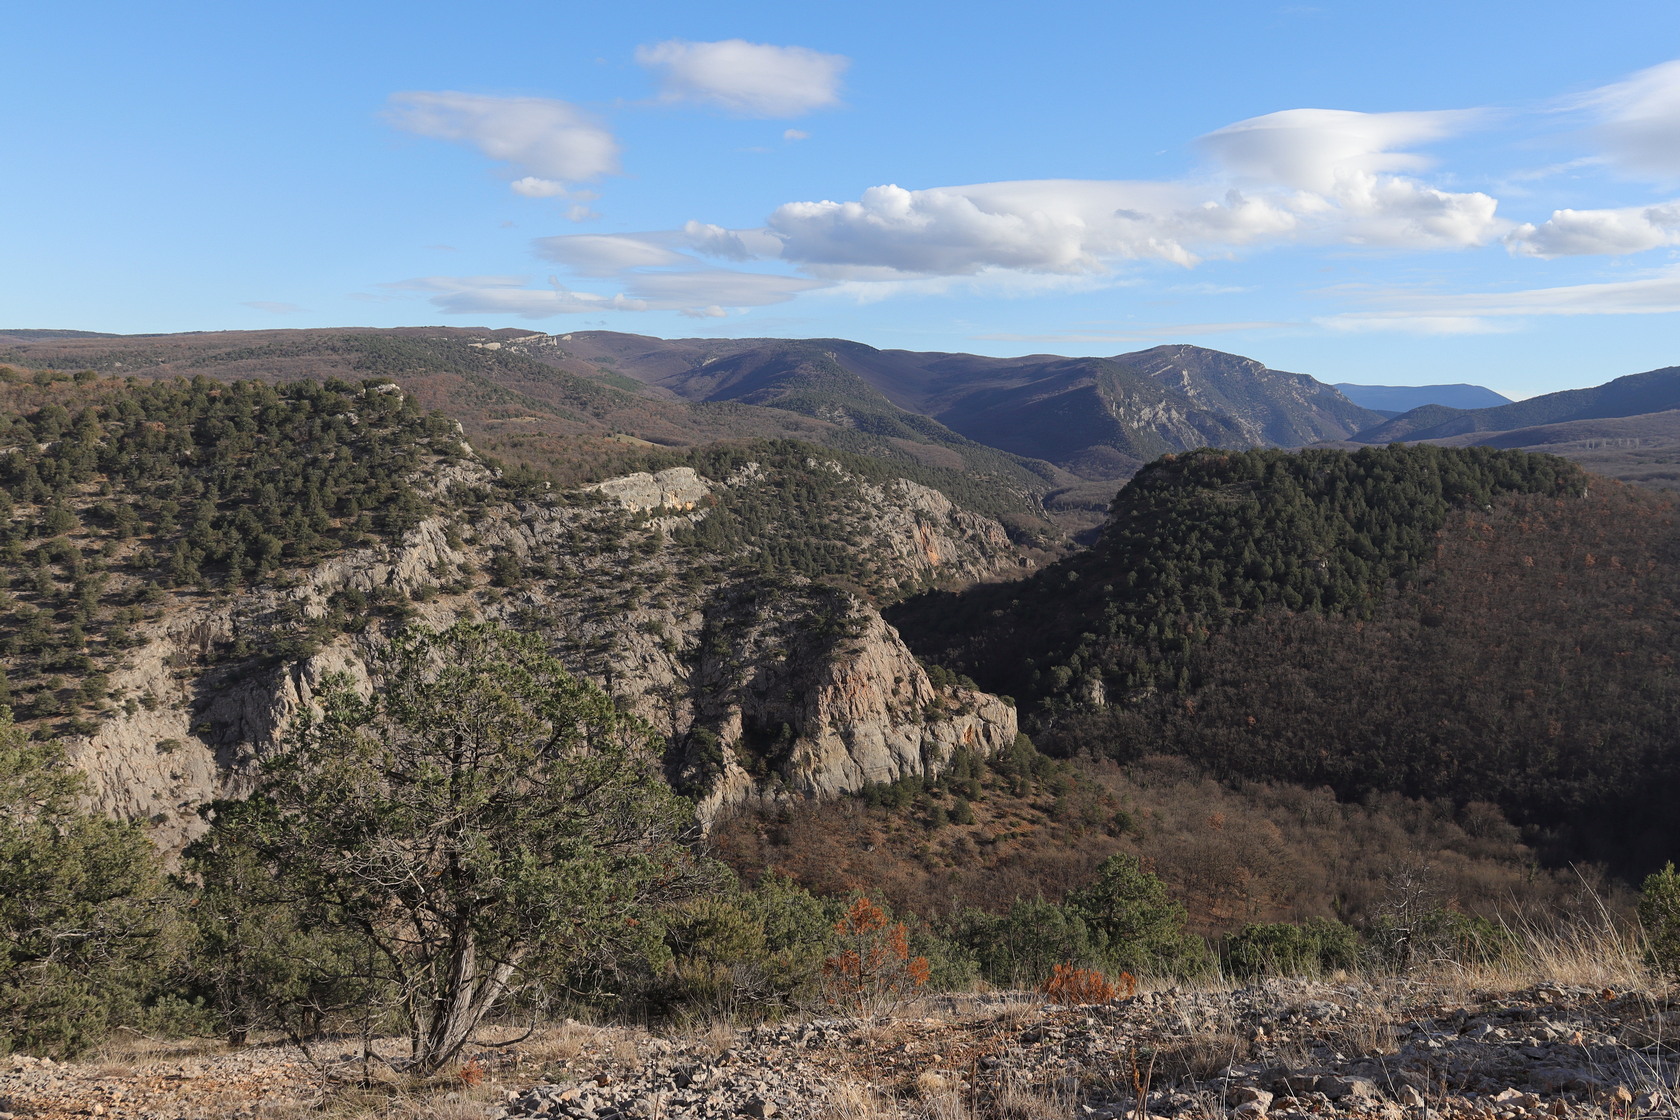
left=190, top=622, right=694, bottom=1075
left=0, top=711, right=180, bottom=1056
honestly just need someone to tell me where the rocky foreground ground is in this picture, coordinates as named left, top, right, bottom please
left=3, top=978, right=1677, bottom=1119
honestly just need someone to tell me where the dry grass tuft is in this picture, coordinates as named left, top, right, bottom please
left=828, top=1078, right=902, bottom=1119
left=993, top=1071, right=1079, bottom=1120
left=915, top=1070, right=975, bottom=1119
left=1150, top=1031, right=1252, bottom=1085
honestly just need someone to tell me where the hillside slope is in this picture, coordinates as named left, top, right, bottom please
left=0, top=372, right=1027, bottom=848
left=891, top=445, right=1680, bottom=872
left=558, top=332, right=1384, bottom=478
left=0, top=328, right=1066, bottom=536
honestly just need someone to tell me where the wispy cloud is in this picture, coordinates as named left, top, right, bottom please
left=1320, top=266, right=1680, bottom=333
left=1577, top=59, right=1680, bottom=179
left=383, top=267, right=826, bottom=320
left=975, top=320, right=1297, bottom=344
left=384, top=91, right=619, bottom=197
left=243, top=300, right=303, bottom=314
left=635, top=39, right=848, bottom=118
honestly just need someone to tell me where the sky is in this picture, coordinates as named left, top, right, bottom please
left=6, top=1, right=1680, bottom=398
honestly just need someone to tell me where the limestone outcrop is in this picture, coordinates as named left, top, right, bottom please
left=61, top=451, right=1027, bottom=849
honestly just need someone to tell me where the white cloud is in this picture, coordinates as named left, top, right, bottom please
left=385, top=91, right=619, bottom=190
left=1320, top=266, right=1680, bottom=332
left=1197, top=108, right=1501, bottom=248
left=758, top=167, right=1499, bottom=281
left=1318, top=314, right=1513, bottom=335
left=767, top=181, right=1203, bottom=276
left=783, top=129, right=809, bottom=142
left=384, top=267, right=827, bottom=320
left=635, top=39, right=848, bottom=117
left=532, top=234, right=690, bottom=276
left=1506, top=202, right=1680, bottom=257
left=1579, top=59, right=1680, bottom=179
left=1198, top=108, right=1480, bottom=193
left=623, top=270, right=828, bottom=308
left=733, top=109, right=1502, bottom=281
left=1326, top=173, right=1502, bottom=248
left=679, top=221, right=785, bottom=261
left=510, top=176, right=571, bottom=198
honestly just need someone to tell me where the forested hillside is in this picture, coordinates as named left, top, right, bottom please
left=892, top=445, right=1680, bottom=873
left=0, top=373, right=462, bottom=733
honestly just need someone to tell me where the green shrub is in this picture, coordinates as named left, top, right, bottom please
left=1066, top=853, right=1209, bottom=976
left=1639, top=862, right=1680, bottom=982
left=656, top=872, right=834, bottom=1014
left=1367, top=905, right=1513, bottom=972
left=1224, top=918, right=1359, bottom=978
left=949, top=898, right=1105, bottom=988
left=0, top=711, right=185, bottom=1057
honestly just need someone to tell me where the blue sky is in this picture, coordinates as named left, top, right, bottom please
left=6, top=1, right=1680, bottom=397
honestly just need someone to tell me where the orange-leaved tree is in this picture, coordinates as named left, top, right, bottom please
left=822, top=897, right=931, bottom=1008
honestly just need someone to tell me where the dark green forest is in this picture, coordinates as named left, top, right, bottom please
left=890, top=444, right=1677, bottom=873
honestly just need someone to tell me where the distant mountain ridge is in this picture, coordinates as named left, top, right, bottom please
left=12, top=325, right=1680, bottom=510
left=1350, top=365, right=1680, bottom=443
left=1333, top=382, right=1510, bottom=414
left=554, top=332, right=1384, bottom=478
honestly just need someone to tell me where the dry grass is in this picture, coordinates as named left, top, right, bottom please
left=1149, top=1030, right=1252, bottom=1085
left=993, top=1071, right=1079, bottom=1120
left=253, top=1087, right=500, bottom=1120
left=915, top=1070, right=974, bottom=1120
left=827, top=1078, right=903, bottom=1119
left=1406, top=903, right=1650, bottom=1003
left=666, top=1007, right=741, bottom=1058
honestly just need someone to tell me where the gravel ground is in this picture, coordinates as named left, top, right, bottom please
left=4, top=979, right=1677, bottom=1119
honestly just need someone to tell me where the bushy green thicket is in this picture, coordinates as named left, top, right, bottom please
left=0, top=710, right=189, bottom=1057
left=1638, top=863, right=1680, bottom=982
left=943, top=854, right=1208, bottom=987
left=0, top=376, right=460, bottom=583
left=1223, top=918, right=1359, bottom=978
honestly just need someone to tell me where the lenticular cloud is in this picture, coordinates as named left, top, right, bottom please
left=635, top=39, right=848, bottom=118
left=385, top=91, right=620, bottom=191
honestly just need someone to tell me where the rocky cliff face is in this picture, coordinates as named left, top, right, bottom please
left=1117, top=344, right=1381, bottom=447
left=61, top=448, right=1023, bottom=848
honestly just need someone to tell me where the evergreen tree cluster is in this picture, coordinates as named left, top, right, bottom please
left=0, top=374, right=463, bottom=734
left=892, top=444, right=1586, bottom=704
